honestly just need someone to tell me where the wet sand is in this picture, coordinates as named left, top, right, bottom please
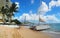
left=42, top=31, right=60, bottom=38
left=0, top=26, right=52, bottom=38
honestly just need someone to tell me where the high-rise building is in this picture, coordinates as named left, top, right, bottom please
left=0, top=0, right=12, bottom=23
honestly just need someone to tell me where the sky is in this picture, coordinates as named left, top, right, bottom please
left=11, top=0, right=60, bottom=23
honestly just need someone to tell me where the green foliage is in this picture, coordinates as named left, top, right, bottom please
left=0, top=2, right=19, bottom=24
left=9, top=3, right=18, bottom=13
left=12, top=19, right=22, bottom=25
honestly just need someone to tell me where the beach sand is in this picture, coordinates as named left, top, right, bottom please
left=42, top=31, right=60, bottom=38
left=0, top=26, right=52, bottom=38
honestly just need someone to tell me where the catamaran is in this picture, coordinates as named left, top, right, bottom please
left=30, top=12, right=50, bottom=31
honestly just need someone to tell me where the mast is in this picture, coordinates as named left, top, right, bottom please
left=39, top=12, right=40, bottom=25
left=38, top=11, right=45, bottom=25
left=24, top=15, right=26, bottom=24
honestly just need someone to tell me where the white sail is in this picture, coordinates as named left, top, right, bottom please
left=39, top=18, right=45, bottom=22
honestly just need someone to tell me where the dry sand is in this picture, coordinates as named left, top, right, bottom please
left=0, top=26, right=52, bottom=38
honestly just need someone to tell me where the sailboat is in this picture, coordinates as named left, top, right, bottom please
left=33, top=14, right=50, bottom=31
left=30, top=18, right=50, bottom=31
left=30, top=12, right=50, bottom=31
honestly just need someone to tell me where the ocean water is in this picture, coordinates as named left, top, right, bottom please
left=29, top=23, right=60, bottom=32
left=49, top=23, right=60, bottom=32
left=41, top=23, right=60, bottom=36
left=24, top=23, right=60, bottom=32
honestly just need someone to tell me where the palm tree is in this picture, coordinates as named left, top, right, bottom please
left=1, top=6, right=8, bottom=24
left=1, top=6, right=5, bottom=23
left=7, top=3, right=18, bottom=24
left=1, top=3, right=18, bottom=24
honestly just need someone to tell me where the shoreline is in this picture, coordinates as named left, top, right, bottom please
left=42, top=31, right=60, bottom=34
left=41, top=31, right=60, bottom=38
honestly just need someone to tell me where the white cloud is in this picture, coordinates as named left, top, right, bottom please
left=14, top=1, right=60, bottom=23
left=31, top=0, right=34, bottom=4
left=19, top=13, right=39, bottom=21
left=19, top=13, right=31, bottom=21
left=38, top=0, right=60, bottom=12
left=49, top=0, right=60, bottom=11
left=49, top=0, right=56, bottom=10
left=40, top=14, right=60, bottom=23
left=46, top=15, right=59, bottom=22
left=13, top=17, right=18, bottom=19
left=14, top=12, right=60, bottom=23
left=56, top=1, right=60, bottom=6
left=15, top=2, right=19, bottom=8
left=36, top=1, right=60, bottom=23
left=38, top=1, right=49, bottom=15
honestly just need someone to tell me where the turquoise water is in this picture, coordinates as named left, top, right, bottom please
left=25, top=23, right=60, bottom=32
left=49, top=23, right=60, bottom=32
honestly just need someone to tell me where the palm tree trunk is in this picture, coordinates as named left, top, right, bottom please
left=8, top=15, right=12, bottom=24
left=9, top=17, right=11, bottom=24
left=2, top=14, right=6, bottom=24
